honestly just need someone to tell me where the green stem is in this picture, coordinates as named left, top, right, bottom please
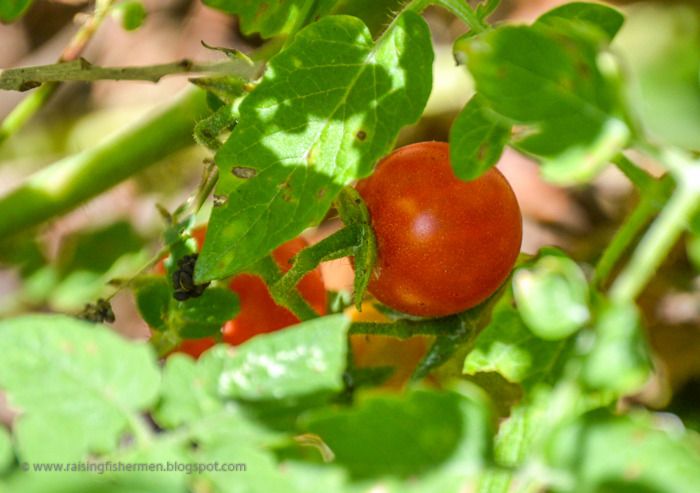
left=252, top=256, right=320, bottom=321
left=0, top=0, right=115, bottom=146
left=593, top=176, right=673, bottom=287
left=610, top=181, right=699, bottom=303
left=612, top=154, right=655, bottom=192
left=0, top=59, right=255, bottom=91
left=434, top=0, right=488, bottom=33
left=0, top=88, right=211, bottom=238
left=271, top=225, right=360, bottom=301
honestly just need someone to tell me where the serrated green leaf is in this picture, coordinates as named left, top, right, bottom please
left=218, top=314, right=349, bottom=401
left=535, top=2, right=624, bottom=41
left=545, top=411, right=700, bottom=493
left=0, top=0, right=33, bottom=22
left=198, top=12, right=433, bottom=280
left=135, top=276, right=171, bottom=331
left=0, top=426, right=12, bottom=473
left=463, top=299, right=571, bottom=387
left=582, top=302, right=652, bottom=394
left=202, top=0, right=334, bottom=38
left=512, top=250, right=590, bottom=340
left=458, top=24, right=629, bottom=184
left=450, top=95, right=510, bottom=180
left=0, top=315, right=160, bottom=462
left=303, top=386, right=492, bottom=480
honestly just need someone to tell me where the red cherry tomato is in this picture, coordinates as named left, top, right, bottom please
left=171, top=337, right=216, bottom=358
left=355, top=142, right=522, bottom=317
left=223, top=237, right=327, bottom=345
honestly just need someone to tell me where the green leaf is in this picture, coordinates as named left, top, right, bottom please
left=463, top=298, right=571, bottom=387
left=0, top=315, right=160, bottom=462
left=136, top=279, right=239, bottom=337
left=330, top=0, right=406, bottom=37
left=458, top=23, right=629, bottom=184
left=198, top=12, right=433, bottom=280
left=302, top=386, right=492, bottom=480
left=190, top=76, right=248, bottom=105
left=56, top=221, right=144, bottom=276
left=0, top=233, right=45, bottom=277
left=175, top=287, right=239, bottom=338
left=198, top=441, right=299, bottom=493
left=545, top=411, right=700, bottom=493
left=582, top=302, right=652, bottom=395
left=535, top=2, right=624, bottom=42
left=135, top=276, right=171, bottom=331
left=0, top=0, right=33, bottom=22
left=0, top=426, right=12, bottom=473
left=154, top=353, right=224, bottom=428
left=202, top=0, right=334, bottom=38
left=449, top=95, right=510, bottom=180
left=618, top=5, right=700, bottom=152
left=218, top=314, right=349, bottom=401
left=512, top=249, right=590, bottom=340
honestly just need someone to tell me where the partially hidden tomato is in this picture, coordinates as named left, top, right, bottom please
left=346, top=302, right=431, bottom=390
left=223, top=237, right=327, bottom=345
left=156, top=228, right=327, bottom=357
left=355, top=141, right=522, bottom=317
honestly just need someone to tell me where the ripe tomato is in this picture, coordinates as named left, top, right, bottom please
left=223, top=237, right=327, bottom=345
left=171, top=336, right=216, bottom=358
left=155, top=228, right=326, bottom=356
left=346, top=302, right=431, bottom=389
left=355, top=142, right=522, bottom=317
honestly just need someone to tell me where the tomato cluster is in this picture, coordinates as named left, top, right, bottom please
left=154, top=141, right=521, bottom=365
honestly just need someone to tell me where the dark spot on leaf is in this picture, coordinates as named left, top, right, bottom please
left=356, top=130, right=367, bottom=141
left=213, top=194, right=228, bottom=207
left=18, top=81, right=41, bottom=91
left=477, top=142, right=490, bottom=161
left=232, top=166, right=257, bottom=179
left=179, top=59, right=194, bottom=70
left=317, top=188, right=327, bottom=199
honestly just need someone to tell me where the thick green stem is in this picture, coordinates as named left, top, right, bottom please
left=0, top=88, right=211, bottom=238
left=610, top=181, right=699, bottom=303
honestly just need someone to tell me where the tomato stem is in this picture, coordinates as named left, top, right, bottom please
left=253, top=255, right=321, bottom=321
left=593, top=175, right=672, bottom=288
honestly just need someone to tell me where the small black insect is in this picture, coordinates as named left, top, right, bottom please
left=79, top=298, right=115, bottom=324
left=172, top=254, right=210, bottom=301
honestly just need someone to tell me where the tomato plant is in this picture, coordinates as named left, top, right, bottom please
left=356, top=141, right=522, bottom=316
left=1, top=1, right=700, bottom=493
